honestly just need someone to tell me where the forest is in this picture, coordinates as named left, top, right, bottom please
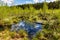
left=0, top=1, right=60, bottom=40
left=16, top=1, right=60, bottom=9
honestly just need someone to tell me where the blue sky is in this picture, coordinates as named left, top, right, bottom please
left=14, top=0, right=55, bottom=5
left=1, top=0, right=56, bottom=6
left=14, top=0, right=36, bottom=5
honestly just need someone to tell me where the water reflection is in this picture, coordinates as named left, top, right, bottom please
left=11, top=20, right=42, bottom=36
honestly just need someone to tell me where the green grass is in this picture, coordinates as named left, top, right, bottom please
left=0, top=6, right=60, bottom=40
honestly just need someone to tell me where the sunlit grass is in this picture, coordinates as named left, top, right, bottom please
left=0, top=5, right=60, bottom=40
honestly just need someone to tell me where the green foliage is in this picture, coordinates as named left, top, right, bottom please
left=18, top=29, right=28, bottom=38
left=10, top=32, right=15, bottom=38
left=0, top=1, right=60, bottom=40
left=32, top=38, right=39, bottom=40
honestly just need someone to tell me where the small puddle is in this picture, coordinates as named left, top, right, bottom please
left=11, top=20, right=42, bottom=38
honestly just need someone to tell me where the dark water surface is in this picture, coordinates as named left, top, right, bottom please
left=11, top=20, right=42, bottom=38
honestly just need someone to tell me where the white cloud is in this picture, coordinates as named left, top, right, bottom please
left=25, top=1, right=33, bottom=4
left=1, top=0, right=14, bottom=6
left=33, top=0, right=39, bottom=3
left=33, top=0, right=56, bottom=3
left=46, top=0, right=56, bottom=2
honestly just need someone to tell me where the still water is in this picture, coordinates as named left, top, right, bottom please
left=11, top=20, right=42, bottom=37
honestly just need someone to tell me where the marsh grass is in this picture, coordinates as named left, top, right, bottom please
left=0, top=2, right=60, bottom=40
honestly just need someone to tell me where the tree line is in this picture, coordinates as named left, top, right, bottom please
left=12, top=1, right=60, bottom=10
